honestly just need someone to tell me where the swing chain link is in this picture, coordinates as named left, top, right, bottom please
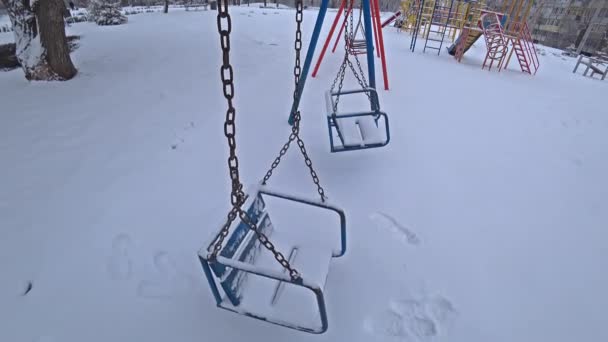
left=239, top=209, right=300, bottom=280
left=210, top=205, right=240, bottom=259
left=330, top=0, right=372, bottom=115
left=347, top=1, right=372, bottom=102
left=211, top=0, right=326, bottom=281
left=217, top=0, right=244, bottom=207
left=261, top=0, right=327, bottom=203
left=209, top=0, right=245, bottom=262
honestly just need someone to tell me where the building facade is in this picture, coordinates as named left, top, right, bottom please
left=530, top=0, right=608, bottom=54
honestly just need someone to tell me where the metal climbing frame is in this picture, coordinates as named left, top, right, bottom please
left=499, top=0, right=539, bottom=75
left=480, top=12, right=508, bottom=71
left=422, top=0, right=456, bottom=55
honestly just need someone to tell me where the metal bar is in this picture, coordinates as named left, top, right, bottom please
left=362, top=0, right=376, bottom=90
left=289, top=0, right=331, bottom=125
left=330, top=87, right=379, bottom=96
left=311, top=0, right=346, bottom=78
left=371, top=0, right=389, bottom=90
left=410, top=0, right=427, bottom=52
left=370, top=0, right=381, bottom=58
left=381, top=10, right=401, bottom=28
left=200, top=258, right=223, bottom=305
left=328, top=112, right=390, bottom=153
left=258, top=186, right=347, bottom=257
left=436, top=0, right=456, bottom=54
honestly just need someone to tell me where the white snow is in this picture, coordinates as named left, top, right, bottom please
left=1, top=7, right=607, bottom=342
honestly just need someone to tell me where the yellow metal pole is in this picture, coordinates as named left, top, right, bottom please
left=511, top=0, right=526, bottom=33
left=523, top=0, right=534, bottom=23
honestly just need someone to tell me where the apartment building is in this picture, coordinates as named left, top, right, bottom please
left=531, top=0, right=608, bottom=54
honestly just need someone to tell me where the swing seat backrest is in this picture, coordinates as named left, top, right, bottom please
left=207, top=194, right=274, bottom=306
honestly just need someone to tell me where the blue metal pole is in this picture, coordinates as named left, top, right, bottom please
left=288, top=0, right=331, bottom=125
left=362, top=0, right=376, bottom=90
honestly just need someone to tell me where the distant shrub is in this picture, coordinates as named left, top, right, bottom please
left=88, top=1, right=128, bottom=26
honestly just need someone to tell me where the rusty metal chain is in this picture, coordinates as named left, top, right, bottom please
left=217, top=0, right=244, bottom=207
left=209, top=0, right=300, bottom=281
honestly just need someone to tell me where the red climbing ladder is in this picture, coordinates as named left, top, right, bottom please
left=480, top=13, right=508, bottom=72
left=503, top=22, right=539, bottom=75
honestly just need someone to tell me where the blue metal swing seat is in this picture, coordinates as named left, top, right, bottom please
left=198, top=185, right=346, bottom=334
left=326, top=87, right=390, bottom=153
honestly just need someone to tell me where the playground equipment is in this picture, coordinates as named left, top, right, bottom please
left=311, top=0, right=389, bottom=90
left=402, top=0, right=539, bottom=74
left=323, top=0, right=390, bottom=152
left=573, top=54, right=608, bottom=81
left=407, top=0, right=476, bottom=55
left=202, top=0, right=348, bottom=333
left=479, top=12, right=508, bottom=71
left=381, top=10, right=401, bottom=28
left=448, top=0, right=540, bottom=75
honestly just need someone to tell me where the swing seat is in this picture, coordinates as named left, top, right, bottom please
left=199, top=184, right=346, bottom=334
left=325, top=88, right=390, bottom=153
left=347, top=39, right=368, bottom=55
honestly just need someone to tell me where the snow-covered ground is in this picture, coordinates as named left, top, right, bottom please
left=1, top=7, right=607, bottom=342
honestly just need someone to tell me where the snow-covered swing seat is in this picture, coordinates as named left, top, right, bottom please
left=198, top=185, right=347, bottom=333
left=326, top=87, right=390, bottom=152
left=325, top=0, right=390, bottom=153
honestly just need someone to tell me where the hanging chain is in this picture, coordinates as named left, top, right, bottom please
left=239, top=210, right=299, bottom=279
left=261, top=0, right=327, bottom=202
left=209, top=0, right=300, bottom=281
left=330, top=0, right=373, bottom=113
left=217, top=0, right=244, bottom=207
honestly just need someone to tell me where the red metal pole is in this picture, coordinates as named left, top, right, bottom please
left=311, top=0, right=347, bottom=78
left=331, top=6, right=352, bottom=53
left=381, top=10, right=401, bottom=28
left=370, top=0, right=380, bottom=58
left=372, top=0, right=389, bottom=90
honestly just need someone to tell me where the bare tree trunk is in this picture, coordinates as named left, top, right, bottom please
left=36, top=0, right=77, bottom=79
left=164, top=0, right=169, bottom=13
left=1, top=0, right=50, bottom=80
left=1, top=0, right=76, bottom=81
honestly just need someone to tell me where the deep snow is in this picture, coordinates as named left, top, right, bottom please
left=1, top=6, right=607, bottom=342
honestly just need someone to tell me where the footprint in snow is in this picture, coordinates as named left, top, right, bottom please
left=364, top=310, right=408, bottom=338
left=137, top=251, right=196, bottom=299
left=170, top=122, right=195, bottom=150
left=107, top=234, right=133, bottom=281
left=370, top=212, right=420, bottom=245
left=365, top=294, right=456, bottom=342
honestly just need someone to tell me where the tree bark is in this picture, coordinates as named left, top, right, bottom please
left=164, top=0, right=169, bottom=13
left=1, top=0, right=50, bottom=79
left=35, top=0, right=77, bottom=79
left=1, top=0, right=76, bottom=80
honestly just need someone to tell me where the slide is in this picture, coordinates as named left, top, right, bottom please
left=447, top=29, right=483, bottom=56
